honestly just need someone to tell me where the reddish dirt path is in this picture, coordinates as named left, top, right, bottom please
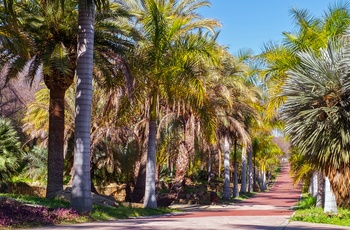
left=166, top=162, right=301, bottom=218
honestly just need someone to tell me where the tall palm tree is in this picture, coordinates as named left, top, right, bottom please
left=281, top=38, right=350, bottom=209
left=71, top=0, right=137, bottom=212
left=122, top=0, right=220, bottom=208
left=71, top=0, right=96, bottom=212
left=212, top=47, right=259, bottom=198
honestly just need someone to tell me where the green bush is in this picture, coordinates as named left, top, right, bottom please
left=21, top=146, right=48, bottom=185
left=0, top=117, right=23, bottom=181
left=295, top=195, right=316, bottom=210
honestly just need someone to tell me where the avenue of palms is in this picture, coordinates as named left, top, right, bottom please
left=1, top=0, right=350, bottom=217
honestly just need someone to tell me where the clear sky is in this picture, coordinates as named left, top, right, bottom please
left=198, top=0, right=340, bottom=55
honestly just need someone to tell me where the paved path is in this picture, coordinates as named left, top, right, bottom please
left=29, top=163, right=350, bottom=230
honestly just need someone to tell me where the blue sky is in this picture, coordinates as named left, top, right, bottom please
left=199, top=0, right=340, bottom=55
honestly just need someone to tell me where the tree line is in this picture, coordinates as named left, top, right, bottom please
left=1, top=0, right=350, bottom=214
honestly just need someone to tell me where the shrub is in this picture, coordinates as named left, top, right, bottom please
left=0, top=118, right=23, bottom=181
left=0, top=198, right=83, bottom=228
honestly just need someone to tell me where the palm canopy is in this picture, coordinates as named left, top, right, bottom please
left=0, top=0, right=135, bottom=89
left=281, top=38, right=350, bottom=204
left=2, top=0, right=78, bottom=87
left=124, top=0, right=220, bottom=93
left=260, top=2, right=350, bottom=120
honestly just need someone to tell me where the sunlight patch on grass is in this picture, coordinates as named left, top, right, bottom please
left=291, top=194, right=350, bottom=227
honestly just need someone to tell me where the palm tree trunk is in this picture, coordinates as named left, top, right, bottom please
left=233, top=137, right=239, bottom=197
left=222, top=135, right=231, bottom=200
left=218, top=147, right=222, bottom=178
left=262, top=168, right=266, bottom=189
left=46, top=87, right=65, bottom=198
left=311, top=171, right=318, bottom=197
left=132, top=151, right=147, bottom=202
left=240, top=145, right=247, bottom=193
left=316, top=171, right=324, bottom=207
left=175, top=142, right=189, bottom=184
left=71, top=0, right=94, bottom=213
left=144, top=92, right=157, bottom=208
left=174, top=117, right=194, bottom=185
left=258, top=165, right=267, bottom=191
left=324, top=176, right=337, bottom=213
left=247, top=142, right=253, bottom=193
left=208, top=146, right=214, bottom=182
left=253, top=149, right=257, bottom=191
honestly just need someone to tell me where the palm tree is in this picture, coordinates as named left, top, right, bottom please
left=260, top=2, right=350, bottom=120
left=281, top=38, right=350, bottom=210
left=71, top=0, right=140, bottom=212
left=122, top=0, right=220, bottom=208
left=253, top=134, right=282, bottom=191
left=71, top=0, right=96, bottom=212
left=211, top=47, right=259, bottom=198
left=0, top=0, right=78, bottom=198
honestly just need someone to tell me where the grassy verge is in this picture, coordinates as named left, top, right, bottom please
left=231, top=192, right=256, bottom=202
left=0, top=193, right=174, bottom=228
left=90, top=205, right=173, bottom=220
left=291, top=194, right=350, bottom=227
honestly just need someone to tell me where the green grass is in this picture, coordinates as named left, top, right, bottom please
left=90, top=205, right=174, bottom=220
left=1, top=193, right=70, bottom=208
left=216, top=192, right=256, bottom=204
left=291, top=194, right=350, bottom=227
left=233, top=192, right=256, bottom=202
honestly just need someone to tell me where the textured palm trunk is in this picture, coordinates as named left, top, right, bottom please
left=71, top=0, right=94, bottom=213
left=233, top=137, right=239, bottom=197
left=310, top=171, right=318, bottom=197
left=46, top=87, right=65, bottom=198
left=316, top=171, right=325, bottom=207
left=175, top=143, right=190, bottom=184
left=258, top=166, right=267, bottom=191
left=324, top=176, right=338, bottom=213
left=174, top=116, right=194, bottom=185
left=132, top=151, right=147, bottom=202
left=240, top=145, right=247, bottom=193
left=144, top=92, right=157, bottom=208
left=218, top=147, right=222, bottom=178
left=247, top=142, right=253, bottom=193
left=222, top=135, right=231, bottom=200
left=253, top=149, right=257, bottom=191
